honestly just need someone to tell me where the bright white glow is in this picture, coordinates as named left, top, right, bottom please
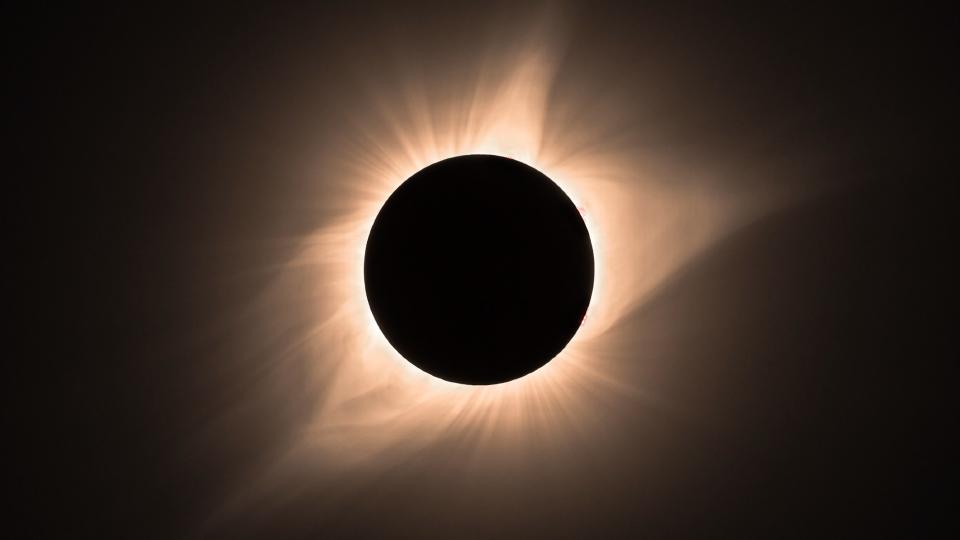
left=203, top=12, right=799, bottom=527
left=290, top=41, right=770, bottom=463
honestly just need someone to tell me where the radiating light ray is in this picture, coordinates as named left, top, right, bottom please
left=202, top=10, right=799, bottom=529
left=293, top=44, right=762, bottom=460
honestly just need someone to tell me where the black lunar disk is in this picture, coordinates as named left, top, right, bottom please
left=364, top=155, right=594, bottom=385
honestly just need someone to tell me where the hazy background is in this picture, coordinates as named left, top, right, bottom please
left=20, top=3, right=953, bottom=538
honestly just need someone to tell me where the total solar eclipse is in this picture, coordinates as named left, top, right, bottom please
left=364, top=155, right=594, bottom=385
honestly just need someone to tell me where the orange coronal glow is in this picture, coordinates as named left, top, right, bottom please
left=220, top=21, right=791, bottom=501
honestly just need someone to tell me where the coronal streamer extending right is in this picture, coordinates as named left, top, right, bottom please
left=203, top=10, right=796, bottom=526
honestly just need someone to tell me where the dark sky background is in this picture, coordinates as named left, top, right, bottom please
left=19, top=3, right=954, bottom=538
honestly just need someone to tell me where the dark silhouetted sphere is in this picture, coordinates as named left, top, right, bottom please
left=364, top=155, right=594, bottom=385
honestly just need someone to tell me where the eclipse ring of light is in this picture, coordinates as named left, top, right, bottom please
left=363, top=154, right=594, bottom=385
